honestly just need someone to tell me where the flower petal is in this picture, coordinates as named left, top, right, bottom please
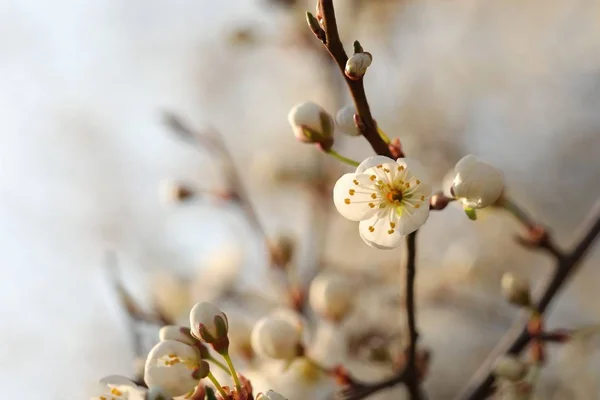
left=396, top=157, right=430, bottom=185
left=454, top=154, right=478, bottom=171
left=144, top=340, right=199, bottom=398
left=358, top=209, right=404, bottom=249
left=397, top=204, right=430, bottom=235
left=333, top=173, right=380, bottom=221
left=356, top=155, right=396, bottom=174
left=99, top=375, right=137, bottom=388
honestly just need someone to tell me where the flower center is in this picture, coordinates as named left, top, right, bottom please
left=386, top=189, right=403, bottom=204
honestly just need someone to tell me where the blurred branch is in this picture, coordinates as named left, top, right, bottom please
left=105, top=253, right=172, bottom=359
left=404, top=232, right=423, bottom=399
left=457, top=198, right=600, bottom=400
left=163, top=113, right=281, bottom=268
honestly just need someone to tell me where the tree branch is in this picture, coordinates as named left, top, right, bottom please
left=456, top=199, right=600, bottom=399
left=317, top=0, right=393, bottom=158
left=404, top=231, right=422, bottom=399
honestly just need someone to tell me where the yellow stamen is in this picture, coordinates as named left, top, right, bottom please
left=111, top=388, right=123, bottom=396
left=368, top=226, right=375, bottom=232
left=370, top=175, right=376, bottom=181
left=388, top=229, right=395, bottom=234
left=353, top=179, right=359, bottom=185
left=344, top=198, right=351, bottom=204
left=371, top=193, right=377, bottom=199
left=349, top=189, right=355, bottom=195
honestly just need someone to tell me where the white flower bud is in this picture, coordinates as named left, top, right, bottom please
left=493, top=355, right=529, bottom=382
left=159, top=325, right=197, bottom=346
left=288, top=102, right=334, bottom=147
left=309, top=274, right=355, bottom=322
left=144, top=340, right=201, bottom=397
left=335, top=104, right=361, bottom=136
left=501, top=273, right=531, bottom=307
left=257, top=390, right=288, bottom=400
left=189, top=302, right=229, bottom=344
left=345, top=52, right=372, bottom=80
left=450, top=155, right=504, bottom=208
left=251, top=315, right=303, bottom=360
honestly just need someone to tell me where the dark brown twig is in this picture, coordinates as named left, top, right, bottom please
left=404, top=231, right=422, bottom=399
left=316, top=0, right=393, bottom=158
left=456, top=199, right=600, bottom=400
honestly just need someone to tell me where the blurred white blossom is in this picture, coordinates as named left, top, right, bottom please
left=251, top=314, right=303, bottom=360
left=91, top=376, right=146, bottom=400
left=493, top=355, right=529, bottom=382
left=309, top=273, right=355, bottom=322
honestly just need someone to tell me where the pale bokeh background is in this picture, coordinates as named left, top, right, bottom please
left=1, top=0, right=600, bottom=398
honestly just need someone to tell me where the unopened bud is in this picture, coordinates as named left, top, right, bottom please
left=345, top=52, right=372, bottom=80
left=449, top=155, right=504, bottom=209
left=492, top=355, right=528, bottom=382
left=308, top=273, right=355, bottom=322
left=251, top=314, right=303, bottom=361
left=189, top=302, right=229, bottom=353
left=501, top=273, right=531, bottom=307
left=306, top=12, right=325, bottom=42
left=159, top=180, right=194, bottom=206
left=288, top=102, right=334, bottom=150
left=159, top=325, right=197, bottom=346
left=269, top=234, right=296, bottom=268
left=335, top=105, right=361, bottom=136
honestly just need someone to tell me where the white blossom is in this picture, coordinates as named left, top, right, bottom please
left=189, top=302, right=228, bottom=342
left=501, top=272, right=531, bottom=307
left=345, top=53, right=372, bottom=80
left=251, top=314, right=303, bottom=360
left=309, top=273, right=355, bottom=321
left=450, top=155, right=504, bottom=208
left=493, top=355, right=529, bottom=382
left=91, top=375, right=146, bottom=400
left=287, top=102, right=334, bottom=145
left=144, top=340, right=201, bottom=397
left=257, top=390, right=289, bottom=400
left=333, top=155, right=432, bottom=249
left=159, top=325, right=197, bottom=346
left=335, top=105, right=360, bottom=136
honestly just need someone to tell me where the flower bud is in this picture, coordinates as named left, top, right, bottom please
left=492, top=355, right=528, bottom=382
left=449, top=155, right=504, bottom=209
left=257, top=390, right=288, bottom=400
left=288, top=102, right=334, bottom=149
left=189, top=302, right=229, bottom=346
left=335, top=105, right=361, bottom=136
left=345, top=52, right=372, bottom=80
left=501, top=273, right=531, bottom=307
left=251, top=315, right=303, bottom=360
left=159, top=326, right=197, bottom=346
left=308, top=273, right=355, bottom=322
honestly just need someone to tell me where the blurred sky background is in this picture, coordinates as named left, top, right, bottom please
left=2, top=0, right=600, bottom=398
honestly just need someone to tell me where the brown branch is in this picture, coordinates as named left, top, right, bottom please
left=456, top=199, right=600, bottom=400
left=404, top=231, right=423, bottom=399
left=316, top=0, right=393, bottom=158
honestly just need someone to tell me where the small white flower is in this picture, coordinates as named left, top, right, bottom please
left=335, top=105, right=361, bottom=136
left=91, top=375, right=146, bottom=400
left=493, top=355, right=529, bottom=382
left=251, top=314, right=303, bottom=360
left=345, top=52, right=372, bottom=80
left=309, top=273, right=355, bottom=321
left=450, top=155, right=504, bottom=208
left=333, top=155, right=432, bottom=249
left=257, top=390, right=289, bottom=400
left=288, top=102, right=334, bottom=146
left=189, top=302, right=229, bottom=343
left=144, top=340, right=202, bottom=397
left=501, top=273, right=531, bottom=307
left=159, top=325, right=197, bottom=346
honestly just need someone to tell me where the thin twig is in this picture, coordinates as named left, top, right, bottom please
left=456, top=199, right=600, bottom=400
left=317, top=0, right=393, bottom=158
left=404, top=231, right=422, bottom=399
